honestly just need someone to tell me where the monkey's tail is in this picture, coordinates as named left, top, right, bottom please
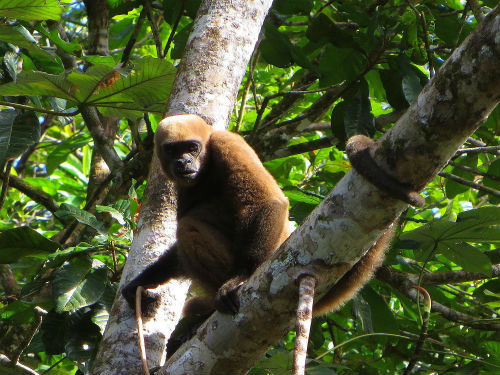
left=313, top=226, right=395, bottom=316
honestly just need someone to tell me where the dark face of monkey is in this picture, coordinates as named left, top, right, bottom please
left=158, top=139, right=207, bottom=186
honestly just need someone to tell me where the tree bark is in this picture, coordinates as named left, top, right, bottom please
left=92, top=0, right=274, bottom=374
left=159, top=6, right=500, bottom=374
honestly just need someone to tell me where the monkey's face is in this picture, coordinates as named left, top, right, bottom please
left=158, top=139, right=207, bottom=186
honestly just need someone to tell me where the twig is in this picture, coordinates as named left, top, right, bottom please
left=144, top=0, right=163, bottom=59
left=377, top=266, right=500, bottom=331
left=235, top=50, right=260, bottom=132
left=421, top=264, right=500, bottom=285
left=438, top=172, right=500, bottom=197
left=0, top=172, right=60, bottom=214
left=0, top=101, right=79, bottom=117
left=0, top=355, right=41, bottom=375
left=264, top=137, right=337, bottom=161
left=163, top=0, right=186, bottom=57
left=403, top=286, right=431, bottom=375
left=467, top=0, right=484, bottom=23
left=448, top=160, right=500, bottom=182
left=455, top=145, right=500, bottom=154
left=136, top=286, right=150, bottom=375
left=10, top=307, right=47, bottom=365
left=121, top=7, right=147, bottom=65
left=407, top=2, right=434, bottom=76
left=0, top=159, right=13, bottom=210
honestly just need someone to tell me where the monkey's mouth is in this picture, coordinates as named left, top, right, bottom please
left=178, top=169, right=197, bottom=178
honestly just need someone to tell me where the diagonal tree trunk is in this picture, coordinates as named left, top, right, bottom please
left=159, top=6, right=500, bottom=375
left=92, top=1, right=274, bottom=374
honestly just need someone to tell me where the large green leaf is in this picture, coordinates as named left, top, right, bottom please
left=318, top=45, right=366, bottom=86
left=55, top=203, right=107, bottom=235
left=0, top=109, right=40, bottom=166
left=52, top=255, right=108, bottom=312
left=0, top=0, right=62, bottom=21
left=0, top=25, right=63, bottom=73
left=0, top=226, right=60, bottom=264
left=0, top=57, right=175, bottom=117
left=400, top=207, right=498, bottom=273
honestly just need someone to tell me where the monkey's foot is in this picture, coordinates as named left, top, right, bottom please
left=346, top=135, right=425, bottom=207
left=215, top=278, right=245, bottom=315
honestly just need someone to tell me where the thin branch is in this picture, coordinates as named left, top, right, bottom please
left=163, top=0, right=186, bottom=57
left=407, top=1, right=435, bottom=76
left=0, top=159, right=13, bottom=210
left=263, top=136, right=337, bottom=161
left=448, top=160, right=500, bottom=182
left=467, top=0, right=484, bottom=23
left=438, top=172, right=500, bottom=197
left=80, top=107, right=124, bottom=170
left=0, top=101, right=79, bottom=117
left=0, top=172, right=60, bottom=214
left=9, top=307, right=47, bottom=365
left=0, top=355, right=40, bottom=375
left=377, top=266, right=500, bottom=331
left=121, top=7, right=147, bottom=65
left=235, top=50, right=260, bottom=132
left=421, top=264, right=500, bottom=285
left=144, top=0, right=163, bottom=58
left=455, top=145, right=500, bottom=154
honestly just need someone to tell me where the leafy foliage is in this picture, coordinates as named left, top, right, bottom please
left=0, top=1, right=499, bottom=375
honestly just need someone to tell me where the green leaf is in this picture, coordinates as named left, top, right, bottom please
left=96, top=205, right=126, bottom=225
left=0, top=57, right=175, bottom=116
left=52, top=256, right=107, bottom=311
left=318, top=45, right=366, bottom=86
left=260, top=23, right=293, bottom=68
left=401, top=72, right=422, bottom=105
left=40, top=310, right=67, bottom=354
left=55, top=203, right=107, bottom=235
left=0, top=25, right=62, bottom=73
left=361, top=286, right=398, bottom=333
left=0, top=226, right=59, bottom=264
left=344, top=80, right=375, bottom=137
left=283, top=186, right=322, bottom=206
left=0, top=0, right=62, bottom=21
left=0, top=300, right=36, bottom=324
left=445, top=154, right=478, bottom=198
left=439, top=242, right=492, bottom=276
left=0, top=109, right=41, bottom=167
left=379, top=69, right=408, bottom=110
left=46, top=134, right=92, bottom=176
left=352, top=294, right=373, bottom=333
left=273, top=0, right=313, bottom=15
left=34, top=24, right=82, bottom=55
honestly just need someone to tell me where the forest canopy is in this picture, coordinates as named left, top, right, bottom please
left=0, top=1, right=499, bottom=375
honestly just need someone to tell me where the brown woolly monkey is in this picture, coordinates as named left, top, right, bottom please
left=122, top=114, right=290, bottom=355
left=122, top=114, right=423, bottom=360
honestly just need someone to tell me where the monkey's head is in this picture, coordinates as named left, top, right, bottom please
left=155, top=114, right=213, bottom=186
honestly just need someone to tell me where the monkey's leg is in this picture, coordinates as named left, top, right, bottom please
left=166, top=296, right=214, bottom=359
left=177, top=215, right=234, bottom=292
left=215, top=198, right=290, bottom=314
left=346, top=135, right=425, bottom=207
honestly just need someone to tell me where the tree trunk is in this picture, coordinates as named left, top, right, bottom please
left=92, top=0, right=273, bottom=374
left=159, top=6, right=500, bottom=375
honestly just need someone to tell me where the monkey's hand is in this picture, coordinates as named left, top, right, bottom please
left=121, top=281, right=159, bottom=315
left=215, top=276, right=246, bottom=315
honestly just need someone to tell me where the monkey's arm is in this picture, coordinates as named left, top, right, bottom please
left=122, top=245, right=182, bottom=310
left=346, top=135, right=425, bottom=207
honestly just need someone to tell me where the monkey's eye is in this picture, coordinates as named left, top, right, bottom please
left=188, top=143, right=200, bottom=154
